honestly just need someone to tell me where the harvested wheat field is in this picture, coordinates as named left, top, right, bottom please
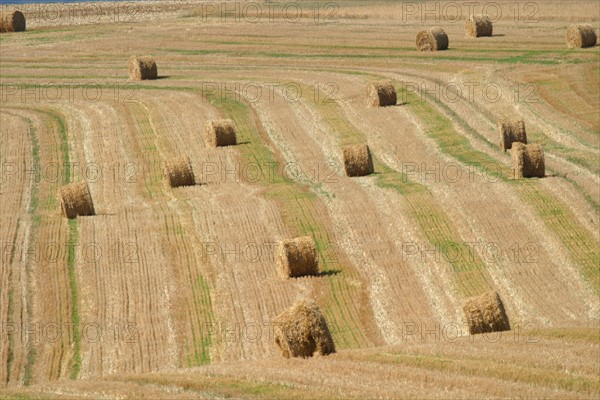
left=0, top=1, right=598, bottom=399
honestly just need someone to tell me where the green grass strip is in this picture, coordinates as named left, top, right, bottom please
left=66, top=219, right=81, bottom=380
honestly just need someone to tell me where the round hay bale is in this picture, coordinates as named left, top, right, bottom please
left=163, top=155, right=195, bottom=187
left=416, top=27, right=449, bottom=51
left=465, top=15, right=493, bottom=37
left=276, top=236, right=319, bottom=279
left=511, top=142, right=545, bottom=178
left=0, top=11, right=26, bottom=33
left=566, top=25, right=597, bottom=48
left=128, top=55, right=158, bottom=81
left=366, top=80, right=397, bottom=107
left=343, top=144, right=374, bottom=177
left=58, top=181, right=95, bottom=219
left=273, top=299, right=336, bottom=358
left=499, top=119, right=527, bottom=151
left=205, top=119, right=237, bottom=147
left=462, top=291, right=510, bottom=335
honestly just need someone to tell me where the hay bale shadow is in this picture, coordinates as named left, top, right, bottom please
left=93, top=211, right=116, bottom=216
left=317, top=269, right=341, bottom=277
left=543, top=173, right=561, bottom=178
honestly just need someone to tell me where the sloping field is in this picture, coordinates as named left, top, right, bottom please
left=2, top=331, right=600, bottom=399
left=0, top=0, right=598, bottom=398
